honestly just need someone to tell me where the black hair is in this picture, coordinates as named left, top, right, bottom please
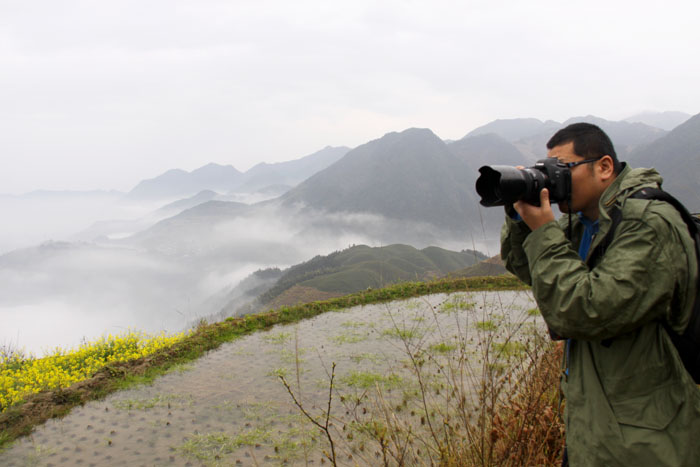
left=547, top=122, right=622, bottom=174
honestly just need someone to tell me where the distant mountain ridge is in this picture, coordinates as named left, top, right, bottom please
left=128, top=165, right=243, bottom=200
left=127, top=146, right=350, bottom=201
left=623, top=111, right=691, bottom=131
left=464, top=118, right=561, bottom=142
left=238, top=146, right=350, bottom=193
left=463, top=116, right=668, bottom=163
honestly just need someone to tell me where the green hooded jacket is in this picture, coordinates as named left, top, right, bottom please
left=501, top=164, right=700, bottom=466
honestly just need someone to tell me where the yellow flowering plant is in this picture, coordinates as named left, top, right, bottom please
left=0, top=331, right=184, bottom=412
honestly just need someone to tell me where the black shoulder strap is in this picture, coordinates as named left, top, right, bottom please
left=630, top=188, right=700, bottom=239
left=592, top=187, right=700, bottom=370
left=588, top=187, right=699, bottom=267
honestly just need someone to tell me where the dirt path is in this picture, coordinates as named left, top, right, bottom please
left=0, top=290, right=536, bottom=466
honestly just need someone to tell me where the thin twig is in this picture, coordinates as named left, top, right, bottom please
left=280, top=362, right=337, bottom=466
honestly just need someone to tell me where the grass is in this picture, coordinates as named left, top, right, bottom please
left=0, top=274, right=524, bottom=452
left=185, top=402, right=320, bottom=465
left=177, top=432, right=245, bottom=463
left=476, top=320, right=499, bottom=331
left=340, top=371, right=404, bottom=390
left=381, top=328, right=423, bottom=340
left=330, top=332, right=367, bottom=344
left=492, top=341, right=528, bottom=359
left=349, top=353, right=381, bottom=364
left=440, top=296, right=476, bottom=313
left=112, top=393, right=194, bottom=411
left=429, top=342, right=457, bottom=354
left=261, top=331, right=292, bottom=345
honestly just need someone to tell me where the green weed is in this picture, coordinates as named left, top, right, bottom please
left=112, top=393, right=193, bottom=411
left=429, top=342, right=456, bottom=354
left=381, top=328, right=422, bottom=340
left=331, top=332, right=367, bottom=344
left=262, top=331, right=291, bottom=345
left=341, top=371, right=403, bottom=389
left=476, top=320, right=498, bottom=332
left=349, top=353, right=381, bottom=364
left=341, top=320, right=366, bottom=328
left=492, top=341, right=527, bottom=359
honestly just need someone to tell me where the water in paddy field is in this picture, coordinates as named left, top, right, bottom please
left=1, top=290, right=540, bottom=466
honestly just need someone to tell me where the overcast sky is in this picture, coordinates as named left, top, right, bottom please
left=1, top=0, right=699, bottom=194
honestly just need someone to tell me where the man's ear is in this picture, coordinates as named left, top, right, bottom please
left=598, top=155, right=615, bottom=180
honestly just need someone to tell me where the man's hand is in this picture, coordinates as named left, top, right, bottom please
left=513, top=188, right=556, bottom=231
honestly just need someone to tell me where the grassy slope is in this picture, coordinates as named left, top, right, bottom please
left=259, top=244, right=488, bottom=303
left=0, top=275, right=523, bottom=451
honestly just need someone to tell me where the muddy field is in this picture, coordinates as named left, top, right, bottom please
left=0, top=290, right=538, bottom=466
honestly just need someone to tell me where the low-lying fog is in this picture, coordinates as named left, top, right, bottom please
left=0, top=193, right=499, bottom=356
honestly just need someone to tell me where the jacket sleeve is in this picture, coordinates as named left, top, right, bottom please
left=522, top=209, right=690, bottom=341
left=500, top=210, right=533, bottom=285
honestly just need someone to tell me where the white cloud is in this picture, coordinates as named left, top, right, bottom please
left=1, top=0, right=699, bottom=194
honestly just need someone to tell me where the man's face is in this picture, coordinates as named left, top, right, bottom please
left=547, top=142, right=601, bottom=216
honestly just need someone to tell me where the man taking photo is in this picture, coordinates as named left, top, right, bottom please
left=501, top=122, right=700, bottom=466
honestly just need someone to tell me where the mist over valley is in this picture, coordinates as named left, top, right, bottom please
left=2, top=111, right=698, bottom=355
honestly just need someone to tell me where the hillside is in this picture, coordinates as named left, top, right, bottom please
left=253, top=244, right=487, bottom=308
left=281, top=128, right=480, bottom=231
left=627, top=112, right=700, bottom=207
left=449, top=254, right=508, bottom=278
left=448, top=133, right=527, bottom=172
left=237, top=146, right=350, bottom=193
left=124, top=200, right=252, bottom=255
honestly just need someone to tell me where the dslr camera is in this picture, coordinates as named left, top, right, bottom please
left=475, top=158, right=572, bottom=207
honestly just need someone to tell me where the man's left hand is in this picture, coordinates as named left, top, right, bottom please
left=513, top=188, right=556, bottom=231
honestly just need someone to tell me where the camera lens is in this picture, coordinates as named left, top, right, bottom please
left=476, top=166, right=545, bottom=206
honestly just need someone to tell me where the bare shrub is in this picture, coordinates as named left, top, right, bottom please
left=282, top=291, right=565, bottom=466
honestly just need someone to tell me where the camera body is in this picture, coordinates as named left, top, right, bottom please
left=475, top=158, right=572, bottom=207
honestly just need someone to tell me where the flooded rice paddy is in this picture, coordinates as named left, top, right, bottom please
left=1, top=290, right=539, bottom=466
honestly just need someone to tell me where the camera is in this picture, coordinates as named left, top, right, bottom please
left=475, top=158, right=572, bottom=207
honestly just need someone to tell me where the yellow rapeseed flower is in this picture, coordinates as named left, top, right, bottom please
left=0, top=330, right=185, bottom=412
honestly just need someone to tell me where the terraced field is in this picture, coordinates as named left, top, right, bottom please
left=0, top=290, right=539, bottom=466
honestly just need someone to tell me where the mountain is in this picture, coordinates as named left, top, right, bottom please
left=627, top=112, right=700, bottom=207
left=243, top=244, right=488, bottom=311
left=463, top=118, right=561, bottom=143
left=512, top=115, right=667, bottom=162
left=156, top=190, right=220, bottom=216
left=126, top=146, right=350, bottom=202
left=236, top=146, right=350, bottom=193
left=128, top=165, right=243, bottom=201
left=449, top=255, right=508, bottom=278
left=561, top=116, right=666, bottom=157
left=125, top=200, right=252, bottom=256
left=281, top=128, right=479, bottom=231
left=448, top=133, right=527, bottom=170
left=623, top=111, right=692, bottom=131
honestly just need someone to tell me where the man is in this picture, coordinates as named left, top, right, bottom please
left=501, top=122, right=700, bottom=466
